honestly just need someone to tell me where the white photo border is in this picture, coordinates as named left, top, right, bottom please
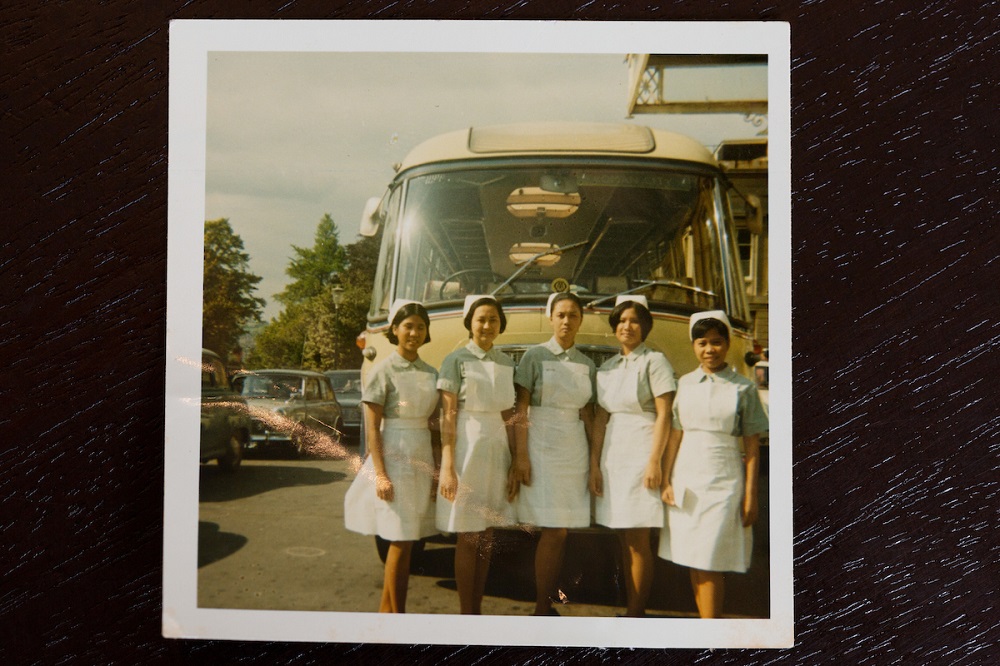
left=164, top=18, right=792, bottom=648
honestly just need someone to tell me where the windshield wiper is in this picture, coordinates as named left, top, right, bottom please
left=490, top=240, right=589, bottom=296
left=586, top=279, right=717, bottom=309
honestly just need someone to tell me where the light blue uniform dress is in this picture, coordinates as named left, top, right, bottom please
left=343, top=351, right=439, bottom=541
left=658, top=365, right=769, bottom=572
left=514, top=337, right=596, bottom=528
left=436, top=341, right=517, bottom=533
left=595, top=343, right=677, bottom=528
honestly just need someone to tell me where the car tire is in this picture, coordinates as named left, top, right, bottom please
left=219, top=434, right=243, bottom=472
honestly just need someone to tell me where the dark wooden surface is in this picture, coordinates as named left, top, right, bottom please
left=3, top=2, right=998, bottom=664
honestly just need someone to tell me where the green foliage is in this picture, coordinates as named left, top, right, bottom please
left=248, top=215, right=381, bottom=371
left=308, top=233, right=381, bottom=369
left=251, top=302, right=308, bottom=369
left=275, top=213, right=348, bottom=306
left=202, top=219, right=265, bottom=357
left=299, top=232, right=382, bottom=370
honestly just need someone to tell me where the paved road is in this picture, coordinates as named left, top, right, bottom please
left=198, top=446, right=769, bottom=618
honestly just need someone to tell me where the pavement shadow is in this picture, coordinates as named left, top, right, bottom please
left=198, top=521, right=248, bottom=568
left=386, top=471, right=770, bottom=617
left=412, top=545, right=455, bottom=579
left=418, top=526, right=766, bottom=616
left=420, top=532, right=536, bottom=603
left=199, top=464, right=345, bottom=503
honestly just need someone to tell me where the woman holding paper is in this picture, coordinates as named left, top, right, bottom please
left=590, top=295, right=676, bottom=618
left=658, top=311, right=769, bottom=618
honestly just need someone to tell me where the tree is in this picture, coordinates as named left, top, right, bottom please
left=275, top=213, right=347, bottom=306
left=304, top=232, right=382, bottom=369
left=251, top=302, right=309, bottom=369
left=249, top=214, right=380, bottom=371
left=202, top=218, right=265, bottom=357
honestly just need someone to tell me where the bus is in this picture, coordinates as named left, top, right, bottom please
left=353, top=122, right=769, bottom=612
left=357, top=121, right=761, bottom=381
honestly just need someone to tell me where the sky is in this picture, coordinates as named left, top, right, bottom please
left=204, top=52, right=768, bottom=320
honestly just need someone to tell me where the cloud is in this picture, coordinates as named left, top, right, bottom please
left=204, top=51, right=767, bottom=319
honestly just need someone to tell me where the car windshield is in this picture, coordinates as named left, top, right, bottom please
left=201, top=356, right=228, bottom=389
left=327, top=373, right=362, bottom=394
left=374, top=165, right=742, bottom=315
left=240, top=374, right=301, bottom=399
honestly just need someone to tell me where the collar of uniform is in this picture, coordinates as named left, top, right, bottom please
left=605, top=342, right=645, bottom=368
left=465, top=340, right=490, bottom=359
left=543, top=336, right=572, bottom=357
left=390, top=350, right=418, bottom=368
left=622, top=342, right=649, bottom=362
left=695, top=364, right=734, bottom=382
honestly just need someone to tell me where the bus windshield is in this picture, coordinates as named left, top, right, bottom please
left=377, top=165, right=744, bottom=317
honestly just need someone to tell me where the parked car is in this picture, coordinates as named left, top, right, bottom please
left=754, top=359, right=769, bottom=416
left=231, top=369, right=343, bottom=457
left=324, top=369, right=362, bottom=444
left=200, top=349, right=250, bottom=472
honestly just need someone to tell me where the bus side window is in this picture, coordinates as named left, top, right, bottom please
left=370, top=189, right=401, bottom=318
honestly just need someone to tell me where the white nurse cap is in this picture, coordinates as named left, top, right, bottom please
left=689, top=310, right=731, bottom=340
left=463, top=294, right=497, bottom=319
left=614, top=294, right=649, bottom=310
left=545, top=292, right=560, bottom=317
left=388, top=299, right=420, bottom=324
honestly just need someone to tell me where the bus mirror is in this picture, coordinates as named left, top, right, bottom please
left=359, top=197, right=382, bottom=237
left=745, top=194, right=764, bottom=235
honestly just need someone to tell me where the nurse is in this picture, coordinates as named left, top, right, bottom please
left=437, top=295, right=517, bottom=614
left=658, top=311, right=768, bottom=618
left=343, top=299, right=439, bottom=613
left=590, top=295, right=676, bottom=618
left=510, top=292, right=596, bottom=616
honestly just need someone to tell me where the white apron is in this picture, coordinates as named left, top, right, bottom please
left=516, top=361, right=592, bottom=528
left=594, top=362, right=663, bottom=528
left=436, top=361, right=516, bottom=533
left=659, top=379, right=752, bottom=572
left=344, top=372, right=438, bottom=541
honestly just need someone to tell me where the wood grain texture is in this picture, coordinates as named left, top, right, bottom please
left=2, top=1, right=997, bottom=663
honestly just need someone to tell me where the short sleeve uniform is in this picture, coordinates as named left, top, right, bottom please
left=513, top=337, right=596, bottom=527
left=594, top=343, right=677, bottom=528
left=659, top=366, right=768, bottom=572
left=436, top=341, right=517, bottom=533
left=344, top=352, right=439, bottom=541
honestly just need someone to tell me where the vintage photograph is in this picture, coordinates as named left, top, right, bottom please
left=165, top=20, right=791, bottom=648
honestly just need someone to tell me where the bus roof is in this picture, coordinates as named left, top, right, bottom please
left=397, top=122, right=718, bottom=173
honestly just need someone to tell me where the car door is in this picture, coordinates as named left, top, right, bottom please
left=318, top=376, right=342, bottom=436
left=288, top=376, right=309, bottom=428
left=200, top=354, right=232, bottom=459
left=303, top=376, right=335, bottom=435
